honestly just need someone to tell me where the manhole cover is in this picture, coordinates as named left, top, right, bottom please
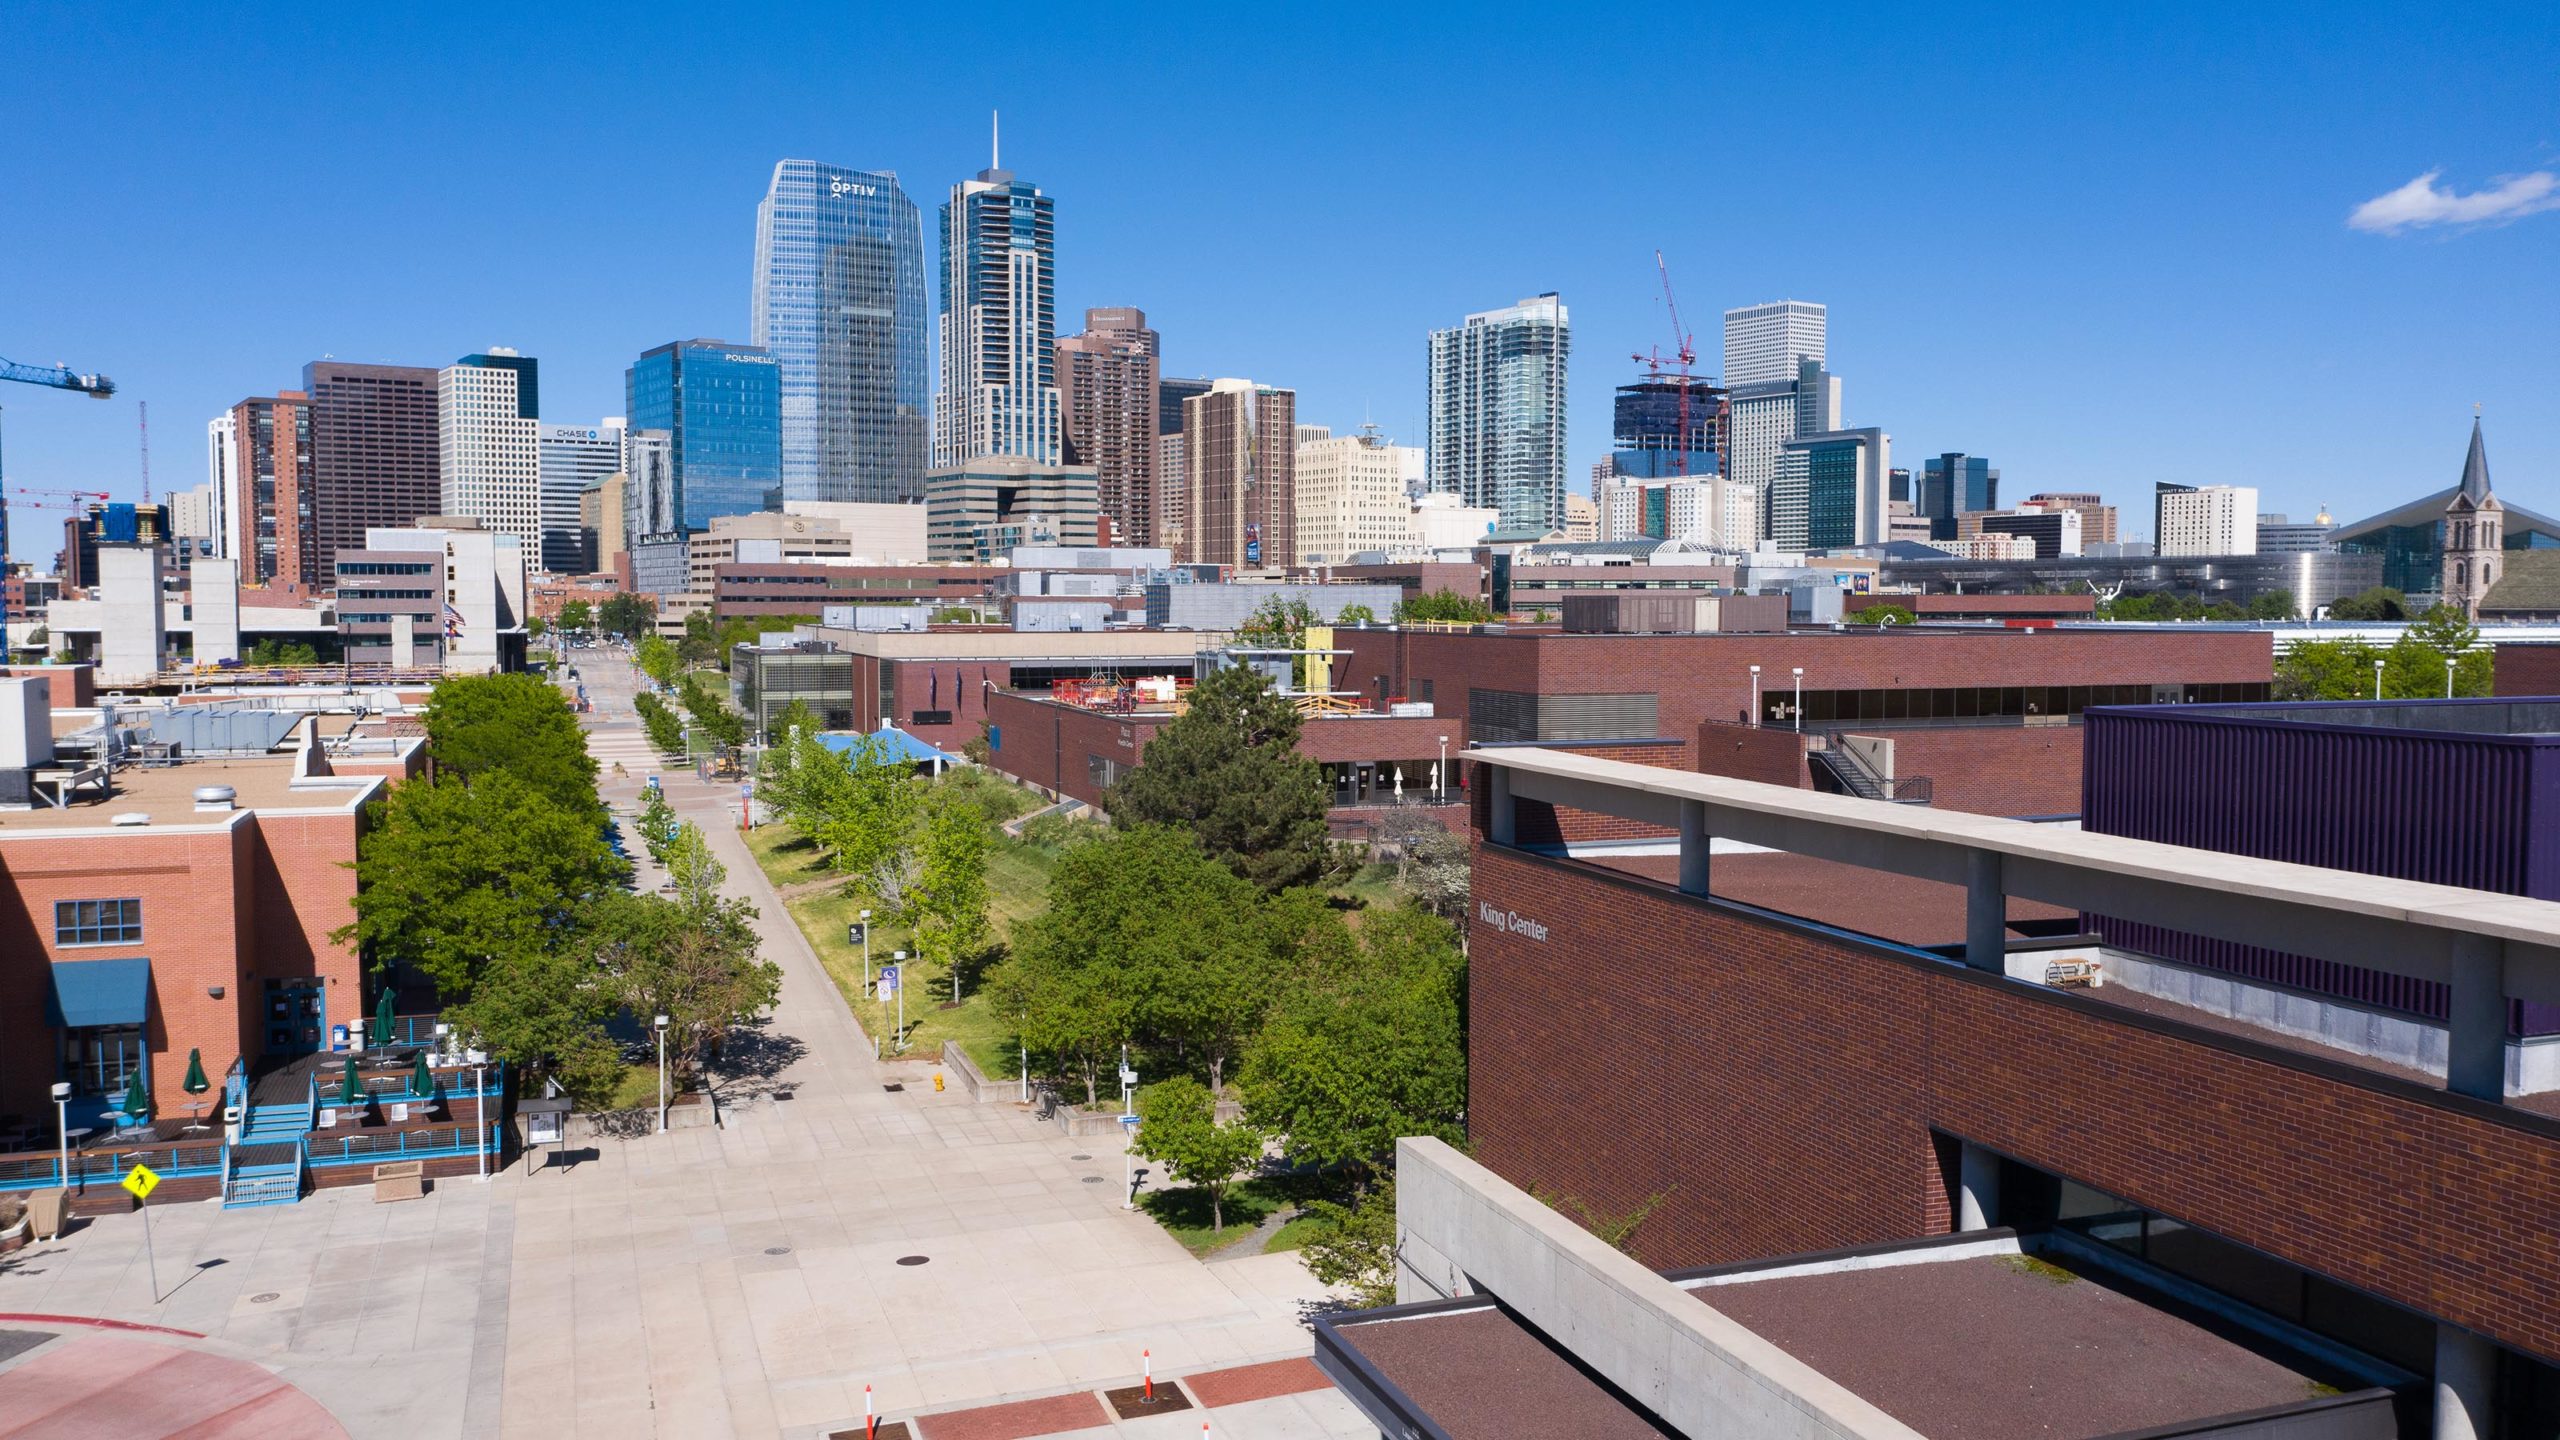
left=249, top=1292, right=280, bottom=1304
left=882, top=1083, right=904, bottom=1093
left=895, top=1255, right=930, bottom=1267
left=764, top=1246, right=791, bottom=1255
left=1071, top=1153, right=1092, bottom=1161
left=1081, top=1175, right=1106, bottom=1184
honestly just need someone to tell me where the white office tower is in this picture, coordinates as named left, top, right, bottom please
left=1426, top=293, right=1571, bottom=535
left=2158, top=485, right=2260, bottom=556
left=438, top=349, right=542, bottom=556
left=1597, top=474, right=1761, bottom=551
left=203, top=413, right=237, bottom=559
left=536, top=420, right=624, bottom=574
left=1297, top=428, right=1423, bottom=564
left=1722, top=301, right=1827, bottom=387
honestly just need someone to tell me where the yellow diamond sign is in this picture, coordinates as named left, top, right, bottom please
left=122, top=1163, right=160, bottom=1202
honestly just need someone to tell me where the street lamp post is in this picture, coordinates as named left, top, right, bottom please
left=654, top=1014, right=670, bottom=1134
left=1749, top=665, right=1762, bottom=727
left=51, top=1081, right=70, bottom=1190
left=859, top=908, right=873, bottom=998
left=2446, top=656, right=2457, bottom=699
left=2374, top=658, right=2385, bottom=701
left=892, top=951, right=907, bottom=1052
left=1792, top=668, right=1805, bottom=733
left=1437, top=735, right=1448, bottom=801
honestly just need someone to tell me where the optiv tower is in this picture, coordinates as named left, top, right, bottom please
left=751, top=160, right=931, bottom=503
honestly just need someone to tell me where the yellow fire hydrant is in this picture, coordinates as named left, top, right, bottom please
left=933, top=1072, right=945, bottom=1092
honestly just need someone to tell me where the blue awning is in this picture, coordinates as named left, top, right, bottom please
left=815, top=725, right=962, bottom=769
left=47, top=957, right=151, bottom=1029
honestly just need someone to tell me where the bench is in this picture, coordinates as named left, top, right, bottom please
left=372, top=1160, right=425, bottom=1203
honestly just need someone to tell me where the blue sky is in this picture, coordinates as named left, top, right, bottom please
left=3, top=2, right=2555, bottom=563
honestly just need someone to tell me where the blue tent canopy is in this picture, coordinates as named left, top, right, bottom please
left=47, top=957, right=152, bottom=1029
left=814, top=725, right=962, bottom=769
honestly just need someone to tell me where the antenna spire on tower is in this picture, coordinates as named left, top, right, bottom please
left=992, top=110, right=1000, bottom=170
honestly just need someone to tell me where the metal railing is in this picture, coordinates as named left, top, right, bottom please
left=0, top=1141, right=222, bottom=1192
left=305, top=1122, right=496, bottom=1167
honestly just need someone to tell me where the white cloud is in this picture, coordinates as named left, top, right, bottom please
left=2348, top=168, right=2560, bottom=233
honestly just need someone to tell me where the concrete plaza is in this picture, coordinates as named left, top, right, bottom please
left=0, top=653, right=1371, bottom=1439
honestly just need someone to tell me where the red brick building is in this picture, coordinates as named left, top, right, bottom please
left=984, top=686, right=1462, bottom=812
left=2495, top=641, right=2560, bottom=696
left=1456, top=749, right=2560, bottom=1432
left=1337, top=625, right=2267, bottom=817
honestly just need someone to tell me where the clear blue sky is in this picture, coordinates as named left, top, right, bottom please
left=4, top=2, right=2555, bottom=564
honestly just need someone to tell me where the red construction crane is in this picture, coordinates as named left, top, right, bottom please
left=1629, top=250, right=1705, bottom=476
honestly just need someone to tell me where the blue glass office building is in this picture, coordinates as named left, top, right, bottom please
left=752, top=160, right=931, bottom=504
left=625, top=341, right=783, bottom=534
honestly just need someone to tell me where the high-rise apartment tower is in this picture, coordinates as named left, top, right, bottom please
left=1426, top=294, right=1570, bottom=535
left=1056, top=308, right=1161, bottom=545
left=936, top=133, right=1059, bottom=467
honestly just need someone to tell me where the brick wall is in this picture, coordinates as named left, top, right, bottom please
left=2495, top=643, right=2560, bottom=697
left=1851, top=725, right=2086, bottom=817
left=1464, top=842, right=2560, bottom=1366
left=1695, top=720, right=1813, bottom=789
left=983, top=691, right=1156, bottom=808
left=1469, top=744, right=1691, bottom=847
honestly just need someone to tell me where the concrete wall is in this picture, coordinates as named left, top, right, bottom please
left=1395, top=1137, right=1920, bottom=1440
left=189, top=557, right=241, bottom=664
left=1857, top=723, right=2086, bottom=817
left=96, top=544, right=165, bottom=683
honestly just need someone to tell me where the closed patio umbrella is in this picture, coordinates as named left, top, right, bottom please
left=118, top=1068, right=148, bottom=1125
left=337, top=1057, right=362, bottom=1107
left=182, top=1049, right=209, bottom=1096
left=371, top=989, right=397, bottom=1048
left=410, top=1051, right=435, bottom=1099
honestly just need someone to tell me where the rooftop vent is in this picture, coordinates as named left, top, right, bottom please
left=193, top=784, right=237, bottom=812
left=111, top=812, right=151, bottom=827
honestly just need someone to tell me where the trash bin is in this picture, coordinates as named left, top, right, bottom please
left=331, top=1024, right=350, bottom=1052
left=28, top=1188, right=67, bottom=1242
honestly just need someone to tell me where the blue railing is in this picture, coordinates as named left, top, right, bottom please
left=305, top=1068, right=319, bottom=1129
left=0, top=1141, right=222, bottom=1192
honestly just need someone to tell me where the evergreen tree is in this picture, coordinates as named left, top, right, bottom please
left=1107, top=663, right=1334, bottom=892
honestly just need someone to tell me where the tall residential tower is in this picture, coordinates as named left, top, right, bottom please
left=936, top=134, right=1059, bottom=467
left=1426, top=293, right=1570, bottom=535
left=751, top=160, right=930, bottom=503
left=1056, top=308, right=1160, bottom=544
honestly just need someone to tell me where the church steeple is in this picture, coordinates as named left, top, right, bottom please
left=2442, top=415, right=2503, bottom=618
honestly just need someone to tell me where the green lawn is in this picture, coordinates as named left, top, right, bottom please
left=1335, top=861, right=1404, bottom=911
left=1138, top=1178, right=1294, bottom=1256
left=740, top=774, right=1063, bottom=1076
left=1264, top=1209, right=1334, bottom=1254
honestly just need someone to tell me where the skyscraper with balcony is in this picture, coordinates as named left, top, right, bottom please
left=439, top=349, right=542, bottom=556
left=937, top=153, right=1059, bottom=467
left=751, top=160, right=930, bottom=504
left=1426, top=294, right=1570, bottom=535
left=624, top=340, right=782, bottom=538
left=1180, top=380, right=1297, bottom=569
left=1056, top=308, right=1160, bottom=544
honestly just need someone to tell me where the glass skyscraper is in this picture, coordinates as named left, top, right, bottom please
left=751, top=160, right=930, bottom=504
left=624, top=340, right=782, bottom=535
left=1427, top=294, right=1570, bottom=534
left=937, top=163, right=1060, bottom=466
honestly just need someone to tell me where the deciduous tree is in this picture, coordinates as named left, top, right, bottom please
left=423, top=673, right=599, bottom=817
left=1134, top=1076, right=1265, bottom=1232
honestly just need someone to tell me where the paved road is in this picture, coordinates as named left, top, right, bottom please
left=0, top=651, right=1369, bottom=1439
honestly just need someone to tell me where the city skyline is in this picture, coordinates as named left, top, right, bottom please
left=4, top=6, right=2555, bottom=559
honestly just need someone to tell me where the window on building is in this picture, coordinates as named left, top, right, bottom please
left=66, top=1024, right=145, bottom=1094
left=55, top=898, right=142, bottom=946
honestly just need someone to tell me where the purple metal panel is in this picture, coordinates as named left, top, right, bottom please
left=2083, top=703, right=2560, bottom=1035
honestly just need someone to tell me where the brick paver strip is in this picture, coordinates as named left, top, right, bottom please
left=1176, top=1357, right=1332, bottom=1408
left=914, top=1391, right=1110, bottom=1440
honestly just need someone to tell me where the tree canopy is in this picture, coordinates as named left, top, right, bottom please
left=423, top=672, right=600, bottom=816
left=1395, top=588, right=1494, bottom=624
left=1134, top=1076, right=1265, bottom=1232
left=1106, top=663, right=1334, bottom=893
left=2327, top=586, right=2408, bottom=622
left=598, top=592, right=656, bottom=639
left=2272, top=605, right=2491, bottom=700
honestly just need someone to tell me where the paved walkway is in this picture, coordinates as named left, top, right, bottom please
left=0, top=652, right=1370, bottom=1439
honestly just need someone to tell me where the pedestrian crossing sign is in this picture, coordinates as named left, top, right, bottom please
left=122, top=1163, right=160, bottom=1201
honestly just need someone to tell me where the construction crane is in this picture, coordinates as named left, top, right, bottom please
left=1628, top=251, right=1704, bottom=477
left=0, top=353, right=120, bottom=643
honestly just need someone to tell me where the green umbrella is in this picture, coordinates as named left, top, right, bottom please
left=371, top=989, right=397, bottom=1048
left=182, top=1049, right=210, bottom=1095
left=118, top=1068, right=148, bottom=1123
left=337, top=1057, right=362, bottom=1107
left=410, top=1051, right=435, bottom=1099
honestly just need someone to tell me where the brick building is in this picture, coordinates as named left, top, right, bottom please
left=1427, top=747, right=2560, bottom=1434
left=2497, top=641, right=2560, bottom=696
left=708, top=563, right=1006, bottom=621
left=1333, top=624, right=2269, bottom=817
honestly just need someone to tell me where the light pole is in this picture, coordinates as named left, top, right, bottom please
left=1437, top=735, right=1448, bottom=802
left=892, top=951, right=907, bottom=1052
left=1791, top=667, right=1805, bottom=733
left=654, top=1013, right=669, bottom=1134
left=859, top=908, right=873, bottom=998
left=2374, top=658, right=2385, bottom=701
left=51, top=1081, right=69, bottom=1190
left=1749, top=665, right=1762, bottom=727
left=2445, top=656, right=2456, bottom=699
